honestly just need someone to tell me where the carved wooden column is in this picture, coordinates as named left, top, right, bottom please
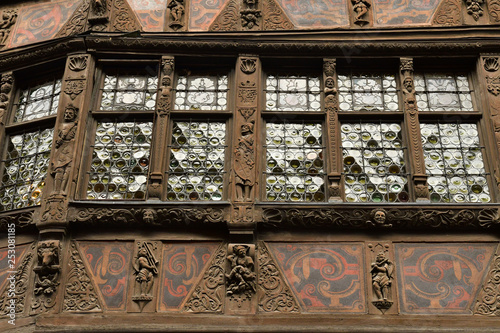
left=230, top=55, right=260, bottom=241
left=37, top=54, right=95, bottom=234
left=479, top=55, right=500, bottom=197
left=148, top=56, right=174, bottom=200
left=324, top=59, right=342, bottom=202
left=400, top=58, right=429, bottom=201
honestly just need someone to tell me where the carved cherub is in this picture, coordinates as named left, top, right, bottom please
left=225, top=245, right=256, bottom=296
left=371, top=251, right=394, bottom=301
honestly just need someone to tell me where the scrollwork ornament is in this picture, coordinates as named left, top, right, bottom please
left=475, top=250, right=500, bottom=315
left=64, top=80, right=85, bottom=100
left=0, top=73, right=13, bottom=124
left=262, top=0, right=294, bottom=30
left=210, top=0, right=239, bottom=31
left=489, top=0, right=500, bottom=22
left=487, top=76, right=500, bottom=96
left=433, top=0, right=461, bottom=25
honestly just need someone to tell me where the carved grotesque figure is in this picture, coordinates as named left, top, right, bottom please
left=374, top=210, right=386, bottom=225
left=34, top=241, right=60, bottom=295
left=134, top=248, right=156, bottom=296
left=225, top=245, right=256, bottom=296
left=370, top=210, right=391, bottom=227
left=234, top=121, right=255, bottom=201
left=371, top=251, right=394, bottom=301
left=51, top=105, right=78, bottom=194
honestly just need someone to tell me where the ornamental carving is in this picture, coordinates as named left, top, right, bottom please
left=351, top=0, right=371, bottom=26
left=64, top=80, right=85, bottom=100
left=68, top=56, right=88, bottom=72
left=433, top=0, right=461, bottom=25
left=262, top=0, right=294, bottom=30
left=240, top=58, right=256, bottom=74
left=262, top=207, right=500, bottom=230
left=241, top=10, right=261, bottom=29
left=184, top=244, right=226, bottom=312
left=40, top=195, right=66, bottom=226
left=0, top=211, right=33, bottom=232
left=167, top=0, right=185, bottom=30
left=487, top=76, right=500, bottom=96
left=51, top=105, right=78, bottom=195
left=234, top=121, right=255, bottom=202
left=31, top=241, right=61, bottom=315
left=488, top=0, right=500, bottom=22
left=132, top=241, right=159, bottom=311
left=69, top=207, right=225, bottom=226
left=400, top=58, right=414, bottom=72
left=484, top=57, right=499, bottom=72
left=225, top=244, right=256, bottom=308
left=0, top=9, right=17, bottom=48
left=55, top=1, right=90, bottom=37
left=238, top=81, right=258, bottom=104
left=0, top=243, right=35, bottom=316
left=112, top=0, right=142, bottom=32
left=210, top=0, right=239, bottom=31
left=0, top=73, right=13, bottom=124
left=464, top=0, right=484, bottom=20
left=367, top=209, right=392, bottom=228
left=63, top=242, right=102, bottom=312
left=474, top=247, right=500, bottom=316
left=368, top=243, right=394, bottom=313
left=258, top=243, right=299, bottom=312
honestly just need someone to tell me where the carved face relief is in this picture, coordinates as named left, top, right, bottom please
left=143, top=209, right=155, bottom=224
left=325, top=77, right=335, bottom=89
left=234, top=245, right=247, bottom=257
left=64, top=106, right=77, bottom=121
left=403, top=77, right=414, bottom=93
left=374, top=211, right=386, bottom=225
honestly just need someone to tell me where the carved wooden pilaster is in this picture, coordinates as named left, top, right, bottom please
left=166, top=0, right=187, bottom=31
left=366, top=242, right=397, bottom=315
left=479, top=55, right=500, bottom=198
left=30, top=240, right=62, bottom=315
left=0, top=9, right=17, bottom=49
left=350, top=0, right=372, bottom=27
left=148, top=56, right=174, bottom=200
left=323, top=59, right=342, bottom=202
left=128, top=241, right=161, bottom=312
left=38, top=54, right=94, bottom=233
left=400, top=58, right=429, bottom=201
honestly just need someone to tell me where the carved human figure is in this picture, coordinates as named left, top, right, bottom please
left=0, top=10, right=17, bottom=46
left=371, top=252, right=394, bottom=301
left=369, top=210, right=392, bottom=227
left=352, top=0, right=370, bottom=24
left=134, top=248, right=156, bottom=296
left=234, top=122, right=255, bottom=201
left=51, top=106, right=78, bottom=194
left=142, top=209, right=158, bottom=224
left=168, top=0, right=185, bottom=23
left=324, top=77, right=336, bottom=95
left=402, top=77, right=414, bottom=94
left=225, top=245, right=256, bottom=295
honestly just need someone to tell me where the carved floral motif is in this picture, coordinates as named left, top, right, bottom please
left=56, top=1, right=91, bottom=37
left=488, top=0, right=500, bottom=22
left=68, top=56, right=88, bottom=72
left=465, top=0, right=484, bottom=20
left=258, top=243, right=299, bottom=312
left=64, top=80, right=85, bottom=100
left=63, top=242, right=102, bottom=312
left=0, top=211, right=33, bottom=231
left=184, top=244, right=226, bottom=312
left=210, top=0, right=239, bottom=31
left=484, top=57, right=499, bottom=72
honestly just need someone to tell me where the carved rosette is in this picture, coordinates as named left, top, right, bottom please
left=400, top=58, right=428, bottom=201
left=63, top=242, right=102, bottom=312
left=184, top=244, right=226, bottom=312
left=31, top=241, right=62, bottom=315
left=474, top=245, right=500, bottom=316
left=0, top=243, right=35, bottom=316
left=257, top=242, right=299, bottom=312
left=0, top=9, right=17, bottom=48
left=323, top=59, right=342, bottom=202
left=149, top=57, right=174, bottom=199
left=368, top=243, right=394, bottom=314
left=433, top=0, right=462, bottom=25
left=0, top=72, right=14, bottom=125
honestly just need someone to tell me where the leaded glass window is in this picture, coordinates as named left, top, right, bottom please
left=265, top=122, right=325, bottom=202
left=421, top=123, right=490, bottom=203
left=100, top=73, right=158, bottom=111
left=87, top=121, right=153, bottom=200
left=414, top=74, right=473, bottom=111
left=167, top=120, right=226, bottom=201
left=0, top=129, right=53, bottom=211
left=342, top=122, right=409, bottom=202
left=174, top=75, right=228, bottom=110
left=265, top=75, right=321, bottom=111
left=14, top=78, right=62, bottom=122
left=338, top=74, right=398, bottom=112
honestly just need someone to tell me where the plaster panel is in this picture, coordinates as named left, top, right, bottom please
left=189, top=0, right=229, bottom=31
left=128, top=0, right=167, bottom=31
left=158, top=242, right=219, bottom=311
left=78, top=241, right=134, bottom=311
left=0, top=243, right=29, bottom=293
left=395, top=243, right=496, bottom=314
left=9, top=0, right=82, bottom=48
left=277, top=0, right=349, bottom=28
left=373, top=0, right=440, bottom=26
left=268, top=243, right=365, bottom=313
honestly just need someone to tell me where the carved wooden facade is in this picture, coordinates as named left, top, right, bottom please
left=1, top=0, right=500, bottom=332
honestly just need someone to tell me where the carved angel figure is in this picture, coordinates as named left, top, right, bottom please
left=133, top=247, right=157, bottom=296
left=225, top=245, right=256, bottom=296
left=371, top=252, right=394, bottom=300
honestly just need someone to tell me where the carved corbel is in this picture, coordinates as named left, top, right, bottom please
left=367, top=243, right=395, bottom=314
left=130, top=241, right=160, bottom=312
left=0, top=9, right=17, bottom=48
left=225, top=244, right=256, bottom=313
left=31, top=241, right=61, bottom=315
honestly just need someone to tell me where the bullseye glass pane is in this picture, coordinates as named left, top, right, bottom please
left=265, top=122, right=325, bottom=202
left=265, top=75, right=321, bottom=111
left=421, top=123, right=490, bottom=203
left=414, top=74, right=473, bottom=111
left=86, top=121, right=153, bottom=200
left=0, top=128, right=53, bottom=211
left=338, top=74, right=398, bottom=112
left=342, top=122, right=408, bottom=203
left=174, top=75, right=228, bottom=110
left=14, top=79, right=62, bottom=122
left=100, top=73, right=158, bottom=111
left=167, top=121, right=226, bottom=201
